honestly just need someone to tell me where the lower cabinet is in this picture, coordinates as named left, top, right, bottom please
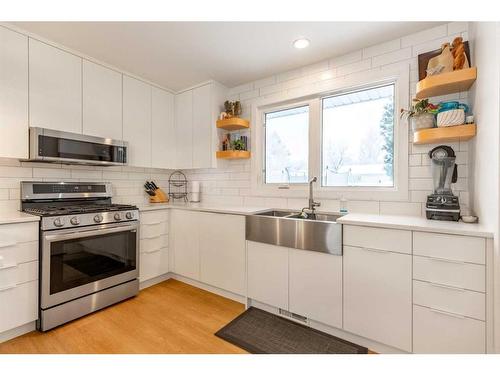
left=139, top=210, right=169, bottom=282
left=170, top=209, right=246, bottom=295
left=343, top=245, right=412, bottom=352
left=0, top=222, right=39, bottom=334
left=247, top=241, right=289, bottom=310
left=247, top=241, right=343, bottom=327
left=198, top=212, right=245, bottom=295
left=289, top=249, right=342, bottom=328
left=171, top=209, right=200, bottom=280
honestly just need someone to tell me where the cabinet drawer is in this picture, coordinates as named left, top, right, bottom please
left=141, top=235, right=168, bottom=254
left=413, top=305, right=485, bottom=353
left=141, top=221, right=168, bottom=239
left=343, top=225, right=411, bottom=254
left=0, top=241, right=38, bottom=265
left=0, top=280, right=38, bottom=333
left=0, top=222, right=38, bottom=244
left=140, top=210, right=168, bottom=225
left=0, top=261, right=38, bottom=289
left=139, top=247, right=168, bottom=282
left=413, top=232, right=485, bottom=264
left=413, top=280, right=485, bottom=321
left=413, top=255, right=485, bottom=292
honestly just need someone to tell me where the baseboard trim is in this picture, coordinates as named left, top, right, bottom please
left=139, top=273, right=172, bottom=290
left=0, top=321, right=36, bottom=344
left=171, top=274, right=246, bottom=304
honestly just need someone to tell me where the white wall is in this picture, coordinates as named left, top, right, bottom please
left=468, top=21, right=500, bottom=353
left=183, top=22, right=471, bottom=217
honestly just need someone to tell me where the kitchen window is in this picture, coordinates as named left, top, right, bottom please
left=264, top=105, right=309, bottom=184
left=322, top=84, right=395, bottom=187
left=252, top=67, right=409, bottom=200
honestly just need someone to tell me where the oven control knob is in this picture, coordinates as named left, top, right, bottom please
left=114, top=213, right=122, bottom=221
left=94, top=214, right=103, bottom=223
left=53, top=218, right=64, bottom=227
left=70, top=216, right=80, bottom=225
left=125, top=212, right=133, bottom=220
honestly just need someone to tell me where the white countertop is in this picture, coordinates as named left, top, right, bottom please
left=138, top=202, right=270, bottom=215
left=337, top=213, right=494, bottom=238
left=0, top=211, right=40, bottom=225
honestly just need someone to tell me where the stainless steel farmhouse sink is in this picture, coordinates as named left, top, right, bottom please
left=247, top=209, right=343, bottom=255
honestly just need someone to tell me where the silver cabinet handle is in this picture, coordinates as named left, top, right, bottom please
left=0, top=241, right=16, bottom=248
left=429, top=308, right=465, bottom=319
left=142, top=221, right=163, bottom=226
left=427, top=256, right=466, bottom=265
left=362, top=247, right=388, bottom=254
left=426, top=281, right=465, bottom=292
left=0, top=283, right=17, bottom=292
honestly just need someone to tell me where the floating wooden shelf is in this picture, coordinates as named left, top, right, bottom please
left=216, top=150, right=251, bottom=159
left=415, top=67, right=477, bottom=99
left=216, top=118, right=250, bottom=131
left=413, top=124, right=476, bottom=145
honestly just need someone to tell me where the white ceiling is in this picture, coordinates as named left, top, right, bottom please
left=11, top=22, right=444, bottom=91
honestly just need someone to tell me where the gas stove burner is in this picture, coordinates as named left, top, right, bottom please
left=23, top=203, right=138, bottom=217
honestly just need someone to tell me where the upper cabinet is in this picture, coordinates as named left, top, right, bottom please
left=123, top=76, right=152, bottom=168
left=174, top=90, right=194, bottom=169
left=152, top=87, right=175, bottom=169
left=29, top=39, right=82, bottom=133
left=82, top=60, right=123, bottom=140
left=0, top=26, right=28, bottom=159
left=174, top=82, right=227, bottom=169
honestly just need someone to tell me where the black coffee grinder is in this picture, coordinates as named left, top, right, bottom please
left=425, top=145, right=460, bottom=221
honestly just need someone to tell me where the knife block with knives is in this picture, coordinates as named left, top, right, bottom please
left=144, top=181, right=169, bottom=203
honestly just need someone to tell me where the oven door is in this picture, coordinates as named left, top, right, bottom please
left=41, top=222, right=139, bottom=309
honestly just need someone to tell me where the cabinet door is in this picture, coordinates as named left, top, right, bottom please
left=247, top=241, right=288, bottom=310
left=174, top=90, right=193, bottom=169
left=192, top=83, right=213, bottom=169
left=123, top=76, right=151, bottom=168
left=29, top=38, right=82, bottom=133
left=152, top=87, right=175, bottom=169
left=0, top=26, right=28, bottom=159
left=198, top=212, right=245, bottom=295
left=343, top=245, right=412, bottom=351
left=82, top=60, right=122, bottom=140
left=289, top=249, right=342, bottom=328
left=171, top=209, right=199, bottom=280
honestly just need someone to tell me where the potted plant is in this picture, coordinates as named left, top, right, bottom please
left=401, top=99, right=439, bottom=132
left=231, top=138, right=246, bottom=151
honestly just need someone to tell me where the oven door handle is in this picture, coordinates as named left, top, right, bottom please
left=44, top=223, right=138, bottom=242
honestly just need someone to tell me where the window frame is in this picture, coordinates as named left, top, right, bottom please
left=250, top=65, right=409, bottom=201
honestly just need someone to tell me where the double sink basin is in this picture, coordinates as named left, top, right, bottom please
left=246, top=209, right=343, bottom=256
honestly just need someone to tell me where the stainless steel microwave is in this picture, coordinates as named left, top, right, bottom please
left=28, top=127, right=128, bottom=166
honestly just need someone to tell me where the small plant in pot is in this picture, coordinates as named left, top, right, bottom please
left=231, top=139, right=246, bottom=151
left=401, top=99, right=439, bottom=132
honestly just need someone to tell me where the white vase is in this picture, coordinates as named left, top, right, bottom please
left=411, top=113, right=435, bottom=132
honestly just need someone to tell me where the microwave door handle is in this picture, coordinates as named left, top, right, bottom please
left=44, top=223, right=138, bottom=242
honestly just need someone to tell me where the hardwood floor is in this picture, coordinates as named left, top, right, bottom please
left=0, top=279, right=247, bottom=354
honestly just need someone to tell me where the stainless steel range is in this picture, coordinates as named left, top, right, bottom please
left=21, top=181, right=140, bottom=331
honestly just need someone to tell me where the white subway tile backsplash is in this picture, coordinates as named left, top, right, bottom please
left=329, top=50, right=362, bottom=67
left=363, top=39, right=401, bottom=58
left=253, top=76, right=276, bottom=89
left=380, top=201, right=421, bottom=216
left=401, top=24, right=448, bottom=47
left=33, top=168, right=71, bottom=179
left=372, top=48, right=412, bottom=67
left=337, top=59, right=372, bottom=76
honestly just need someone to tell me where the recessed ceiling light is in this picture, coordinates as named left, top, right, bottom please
left=293, top=38, right=310, bottom=49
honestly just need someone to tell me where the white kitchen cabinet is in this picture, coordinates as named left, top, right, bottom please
left=174, top=90, right=193, bottom=169
left=198, top=212, right=245, bottom=295
left=192, top=83, right=213, bottom=169
left=152, top=87, right=175, bottom=169
left=171, top=209, right=199, bottom=280
left=0, top=26, right=28, bottom=159
left=29, top=38, right=82, bottom=133
left=289, top=249, right=342, bottom=328
left=139, top=210, right=169, bottom=282
left=123, top=76, right=152, bottom=168
left=343, top=245, right=412, bottom=352
left=247, top=241, right=288, bottom=310
left=413, top=305, right=485, bottom=354
left=0, top=222, right=39, bottom=334
left=82, top=60, right=122, bottom=140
